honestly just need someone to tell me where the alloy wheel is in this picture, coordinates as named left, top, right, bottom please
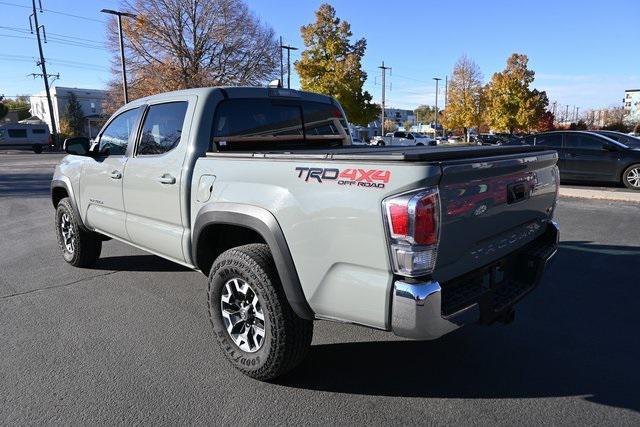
left=220, top=278, right=266, bottom=353
left=60, top=213, right=75, bottom=254
left=627, top=168, right=640, bottom=188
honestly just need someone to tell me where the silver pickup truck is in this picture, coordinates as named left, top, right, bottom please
left=51, top=86, right=559, bottom=380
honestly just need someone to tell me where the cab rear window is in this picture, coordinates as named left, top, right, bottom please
left=211, top=99, right=348, bottom=151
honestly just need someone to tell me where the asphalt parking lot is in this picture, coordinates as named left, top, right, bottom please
left=1, top=151, right=639, bottom=425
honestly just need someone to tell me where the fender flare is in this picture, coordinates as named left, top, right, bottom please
left=192, top=203, right=314, bottom=320
left=51, top=178, right=88, bottom=232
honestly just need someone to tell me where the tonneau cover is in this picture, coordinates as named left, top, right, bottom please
left=206, top=145, right=547, bottom=162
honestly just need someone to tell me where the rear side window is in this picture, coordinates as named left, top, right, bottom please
left=8, top=129, right=27, bottom=138
left=137, top=102, right=188, bottom=156
left=212, top=99, right=347, bottom=151
left=32, top=128, right=46, bottom=134
left=536, top=134, right=562, bottom=148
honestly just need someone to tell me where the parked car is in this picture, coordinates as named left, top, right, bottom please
left=378, top=131, right=436, bottom=146
left=52, top=86, right=559, bottom=380
left=350, top=137, right=367, bottom=145
left=0, top=123, right=51, bottom=153
left=516, top=131, right=640, bottom=190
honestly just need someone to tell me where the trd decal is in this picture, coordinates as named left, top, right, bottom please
left=295, top=167, right=391, bottom=188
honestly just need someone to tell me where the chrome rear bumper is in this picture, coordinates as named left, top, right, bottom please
left=391, top=221, right=559, bottom=340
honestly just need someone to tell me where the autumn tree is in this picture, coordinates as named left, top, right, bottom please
left=537, top=110, right=555, bottom=132
left=403, top=120, right=413, bottom=131
left=414, top=105, right=437, bottom=124
left=383, top=119, right=398, bottom=133
left=484, top=53, right=549, bottom=134
left=442, top=56, right=483, bottom=142
left=295, top=4, right=378, bottom=126
left=104, top=0, right=279, bottom=111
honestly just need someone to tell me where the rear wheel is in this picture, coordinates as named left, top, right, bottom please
left=207, top=244, right=313, bottom=381
left=55, top=198, right=102, bottom=267
left=32, top=145, right=43, bottom=154
left=377, top=141, right=385, bottom=146
left=622, top=164, right=640, bottom=190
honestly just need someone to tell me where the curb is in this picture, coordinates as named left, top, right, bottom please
left=559, top=187, right=640, bottom=203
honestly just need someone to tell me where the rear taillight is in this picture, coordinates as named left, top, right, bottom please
left=383, top=188, right=440, bottom=277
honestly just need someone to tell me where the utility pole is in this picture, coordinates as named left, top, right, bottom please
left=101, top=9, right=137, bottom=104
left=433, top=77, right=442, bottom=138
left=443, top=75, right=448, bottom=137
left=280, top=41, right=298, bottom=89
left=575, top=107, right=580, bottom=122
left=552, top=101, right=557, bottom=123
left=29, top=0, right=58, bottom=147
left=378, top=61, right=391, bottom=135
left=565, top=105, right=569, bottom=123
left=279, top=36, right=284, bottom=84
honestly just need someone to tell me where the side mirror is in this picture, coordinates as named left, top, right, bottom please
left=64, top=137, right=91, bottom=156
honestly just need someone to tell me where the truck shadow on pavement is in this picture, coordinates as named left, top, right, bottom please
left=0, top=172, right=53, bottom=198
left=93, top=255, right=191, bottom=272
left=283, top=241, right=640, bottom=412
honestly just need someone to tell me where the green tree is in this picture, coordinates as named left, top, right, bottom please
left=403, top=120, right=413, bottom=131
left=3, top=96, right=31, bottom=121
left=0, top=102, right=8, bottom=120
left=295, top=4, right=378, bottom=125
left=485, top=53, right=549, bottom=134
left=62, top=92, right=85, bottom=136
left=441, top=56, right=483, bottom=142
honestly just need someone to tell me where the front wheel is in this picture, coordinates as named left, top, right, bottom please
left=622, top=164, right=640, bottom=190
left=55, top=198, right=102, bottom=267
left=377, top=141, right=385, bottom=146
left=207, top=244, right=313, bottom=381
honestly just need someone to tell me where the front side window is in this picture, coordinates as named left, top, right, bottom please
left=98, top=108, right=139, bottom=155
left=137, top=102, right=188, bottom=156
left=8, top=129, right=27, bottom=138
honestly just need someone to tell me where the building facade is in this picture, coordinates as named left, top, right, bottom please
left=623, top=89, right=640, bottom=124
left=384, top=108, right=415, bottom=127
left=30, top=86, right=108, bottom=137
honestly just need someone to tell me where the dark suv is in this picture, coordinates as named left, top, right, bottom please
left=518, top=131, right=640, bottom=190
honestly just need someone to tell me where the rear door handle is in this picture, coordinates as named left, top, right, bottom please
left=157, top=174, right=176, bottom=185
left=110, top=170, right=122, bottom=179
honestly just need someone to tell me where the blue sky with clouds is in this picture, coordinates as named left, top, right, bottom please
left=2, top=0, right=638, bottom=111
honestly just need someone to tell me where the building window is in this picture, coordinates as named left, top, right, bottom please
left=91, top=102, right=96, bottom=113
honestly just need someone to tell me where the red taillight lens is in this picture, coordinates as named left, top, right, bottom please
left=388, top=203, right=409, bottom=236
left=414, top=193, right=438, bottom=245
left=383, top=188, right=440, bottom=277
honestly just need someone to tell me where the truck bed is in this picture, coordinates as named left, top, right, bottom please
left=205, top=145, right=547, bottom=162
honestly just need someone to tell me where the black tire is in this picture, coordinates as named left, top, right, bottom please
left=416, top=142, right=424, bottom=146
left=622, top=164, right=640, bottom=190
left=32, top=145, right=43, bottom=154
left=207, top=243, right=313, bottom=381
left=54, top=198, right=102, bottom=267
left=377, top=141, right=385, bottom=146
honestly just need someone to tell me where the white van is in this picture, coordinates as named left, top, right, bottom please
left=0, top=123, right=51, bottom=153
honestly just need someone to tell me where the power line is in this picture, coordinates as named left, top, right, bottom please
left=0, top=1, right=106, bottom=23
left=0, top=25, right=105, bottom=45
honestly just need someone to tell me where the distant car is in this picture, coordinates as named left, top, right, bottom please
left=377, top=131, right=436, bottom=146
left=0, top=123, right=51, bottom=153
left=350, top=137, right=367, bottom=145
left=519, top=131, right=640, bottom=190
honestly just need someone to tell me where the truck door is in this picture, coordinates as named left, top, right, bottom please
left=123, top=100, right=191, bottom=262
left=80, top=107, right=140, bottom=240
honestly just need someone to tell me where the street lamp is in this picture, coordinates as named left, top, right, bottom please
left=101, top=9, right=137, bottom=104
left=433, top=77, right=442, bottom=138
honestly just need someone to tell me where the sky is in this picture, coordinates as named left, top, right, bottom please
left=1, top=0, right=639, bottom=112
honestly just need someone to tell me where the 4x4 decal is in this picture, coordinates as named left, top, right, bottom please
left=295, top=167, right=391, bottom=188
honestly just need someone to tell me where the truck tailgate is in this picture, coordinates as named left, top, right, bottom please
left=434, top=150, right=558, bottom=283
